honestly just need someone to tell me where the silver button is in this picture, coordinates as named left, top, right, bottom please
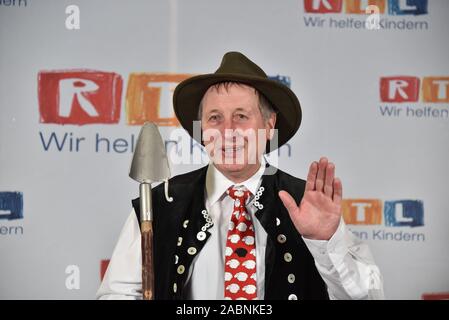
left=277, top=234, right=287, bottom=244
left=187, top=247, right=197, bottom=255
left=288, top=274, right=296, bottom=284
left=197, top=231, right=206, bottom=241
left=183, top=220, right=189, bottom=228
left=276, top=218, right=281, bottom=226
left=177, top=265, right=185, bottom=274
left=173, top=283, right=177, bottom=293
left=174, top=255, right=179, bottom=264
left=288, top=294, right=298, bottom=300
left=284, top=252, right=292, bottom=262
left=177, top=237, right=183, bottom=246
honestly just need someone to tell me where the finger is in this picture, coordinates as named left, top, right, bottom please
left=333, top=177, right=343, bottom=205
left=278, top=190, right=298, bottom=215
left=315, top=157, right=328, bottom=193
left=305, top=161, right=318, bottom=192
left=324, top=162, right=335, bottom=198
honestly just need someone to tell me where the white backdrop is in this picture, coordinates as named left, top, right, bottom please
left=1, top=0, right=448, bottom=299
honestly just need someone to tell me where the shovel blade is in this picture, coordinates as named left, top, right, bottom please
left=129, top=122, right=170, bottom=183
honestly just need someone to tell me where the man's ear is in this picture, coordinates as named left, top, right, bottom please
left=266, top=113, right=277, bottom=140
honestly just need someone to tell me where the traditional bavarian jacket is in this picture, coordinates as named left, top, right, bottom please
left=133, top=167, right=328, bottom=299
left=97, top=163, right=383, bottom=300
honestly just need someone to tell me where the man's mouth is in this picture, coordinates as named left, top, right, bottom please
left=222, top=146, right=244, bottom=156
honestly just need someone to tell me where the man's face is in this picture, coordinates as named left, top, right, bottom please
left=201, top=83, right=276, bottom=182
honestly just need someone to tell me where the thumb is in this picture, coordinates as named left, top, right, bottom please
left=278, top=190, right=298, bottom=215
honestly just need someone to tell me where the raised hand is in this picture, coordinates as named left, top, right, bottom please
left=279, top=157, right=342, bottom=240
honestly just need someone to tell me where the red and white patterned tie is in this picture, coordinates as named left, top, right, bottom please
left=224, top=186, right=257, bottom=300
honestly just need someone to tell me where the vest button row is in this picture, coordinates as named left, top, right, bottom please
left=277, top=234, right=287, bottom=244
left=188, top=247, right=197, bottom=255
left=288, top=273, right=295, bottom=284
left=197, top=231, right=206, bottom=241
left=177, top=265, right=185, bottom=275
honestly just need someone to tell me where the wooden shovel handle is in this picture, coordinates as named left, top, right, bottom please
left=141, top=220, right=154, bottom=300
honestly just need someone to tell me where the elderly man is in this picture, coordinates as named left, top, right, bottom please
left=97, top=52, right=384, bottom=300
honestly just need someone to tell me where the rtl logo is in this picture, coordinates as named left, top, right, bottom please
left=342, top=199, right=424, bottom=227
left=380, top=76, right=449, bottom=103
left=304, top=0, right=428, bottom=15
left=100, top=259, right=110, bottom=281
left=421, top=292, right=449, bottom=300
left=38, top=70, right=192, bottom=126
left=0, top=192, right=23, bottom=221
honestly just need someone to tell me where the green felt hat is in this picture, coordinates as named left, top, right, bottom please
left=173, top=51, right=302, bottom=150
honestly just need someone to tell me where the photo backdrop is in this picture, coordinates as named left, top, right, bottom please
left=1, top=0, right=448, bottom=299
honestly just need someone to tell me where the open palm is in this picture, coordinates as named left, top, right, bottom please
left=279, top=157, right=342, bottom=241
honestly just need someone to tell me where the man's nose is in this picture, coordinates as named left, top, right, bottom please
left=222, top=117, right=237, bottom=131
left=219, top=118, right=237, bottom=145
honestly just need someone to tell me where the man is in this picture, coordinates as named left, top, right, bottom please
left=97, top=52, right=384, bottom=300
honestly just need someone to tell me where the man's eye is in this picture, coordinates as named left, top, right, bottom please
left=236, top=114, right=248, bottom=120
left=209, top=115, right=219, bottom=121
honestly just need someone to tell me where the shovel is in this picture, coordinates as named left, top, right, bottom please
left=129, top=122, right=172, bottom=300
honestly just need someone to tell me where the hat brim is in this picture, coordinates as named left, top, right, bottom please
left=173, top=73, right=302, bottom=152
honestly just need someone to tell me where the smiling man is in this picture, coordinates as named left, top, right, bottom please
left=200, top=82, right=276, bottom=183
left=97, top=52, right=384, bottom=300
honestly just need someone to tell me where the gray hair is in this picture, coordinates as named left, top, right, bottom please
left=197, top=82, right=277, bottom=122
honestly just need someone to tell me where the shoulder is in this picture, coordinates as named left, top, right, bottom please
left=131, top=166, right=208, bottom=226
left=134, top=165, right=208, bottom=206
left=271, top=166, right=307, bottom=202
left=276, top=167, right=306, bottom=186
left=152, top=165, right=208, bottom=194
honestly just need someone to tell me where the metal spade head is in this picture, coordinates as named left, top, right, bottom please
left=129, top=122, right=171, bottom=183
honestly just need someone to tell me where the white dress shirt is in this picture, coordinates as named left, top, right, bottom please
left=97, top=161, right=384, bottom=300
left=184, top=157, right=268, bottom=299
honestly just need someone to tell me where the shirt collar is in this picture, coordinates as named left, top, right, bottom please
left=205, top=157, right=266, bottom=206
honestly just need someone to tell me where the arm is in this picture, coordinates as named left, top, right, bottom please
left=96, top=210, right=142, bottom=300
left=279, top=157, right=384, bottom=300
left=302, top=218, right=384, bottom=299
